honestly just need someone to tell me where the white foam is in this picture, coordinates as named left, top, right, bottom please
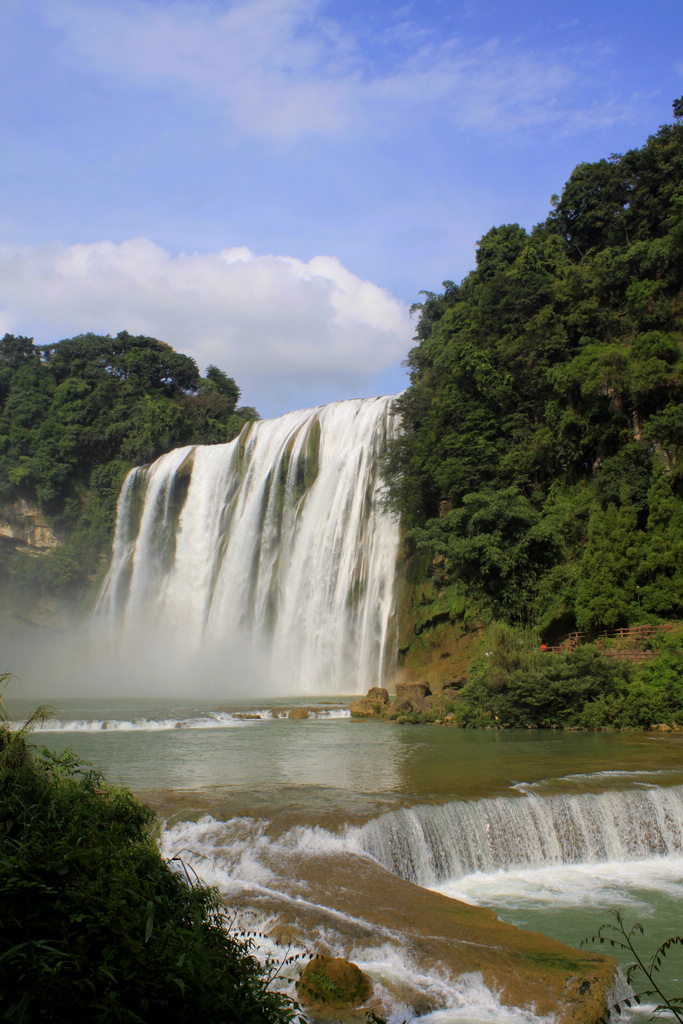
left=160, top=815, right=277, bottom=888
left=10, top=706, right=350, bottom=732
left=12, top=713, right=257, bottom=733
left=345, top=946, right=552, bottom=1023
left=98, top=397, right=402, bottom=695
left=437, top=856, right=683, bottom=912
left=352, top=786, right=683, bottom=885
left=512, top=769, right=683, bottom=795
left=155, top=791, right=683, bottom=1024
left=159, top=814, right=556, bottom=1024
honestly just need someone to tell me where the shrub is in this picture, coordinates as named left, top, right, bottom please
left=0, top=710, right=301, bottom=1024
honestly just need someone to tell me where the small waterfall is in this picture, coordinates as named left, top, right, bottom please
left=353, top=786, right=683, bottom=885
left=98, top=396, right=401, bottom=694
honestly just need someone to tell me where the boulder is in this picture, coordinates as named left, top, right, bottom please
left=391, top=698, right=415, bottom=715
left=390, top=693, right=433, bottom=716
left=296, top=954, right=372, bottom=1010
left=288, top=708, right=309, bottom=720
left=395, top=681, right=431, bottom=702
left=350, top=686, right=390, bottom=717
left=350, top=697, right=384, bottom=717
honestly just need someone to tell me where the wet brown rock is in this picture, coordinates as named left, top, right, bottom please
left=247, top=846, right=616, bottom=1024
left=288, top=708, right=309, bottom=720
left=296, top=953, right=372, bottom=1010
left=350, top=686, right=390, bottom=717
left=350, top=698, right=383, bottom=717
left=391, top=698, right=415, bottom=715
left=395, top=681, right=431, bottom=701
left=390, top=693, right=433, bottom=716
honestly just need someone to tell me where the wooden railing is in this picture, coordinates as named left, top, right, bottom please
left=540, top=623, right=675, bottom=659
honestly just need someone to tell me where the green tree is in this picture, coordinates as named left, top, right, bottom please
left=202, top=364, right=241, bottom=403
left=411, top=488, right=563, bottom=625
left=383, top=106, right=682, bottom=633
left=576, top=498, right=644, bottom=631
left=0, top=331, right=257, bottom=606
left=637, top=461, right=683, bottom=617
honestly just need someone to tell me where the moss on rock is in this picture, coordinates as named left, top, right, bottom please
left=296, top=954, right=372, bottom=1010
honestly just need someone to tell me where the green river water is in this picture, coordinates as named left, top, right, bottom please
left=10, top=695, right=683, bottom=1024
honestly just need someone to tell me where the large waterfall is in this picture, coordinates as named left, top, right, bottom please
left=98, top=396, right=401, bottom=694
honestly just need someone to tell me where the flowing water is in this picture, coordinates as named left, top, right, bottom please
left=97, top=397, right=401, bottom=695
left=9, top=398, right=683, bottom=1021
left=12, top=700, right=683, bottom=1024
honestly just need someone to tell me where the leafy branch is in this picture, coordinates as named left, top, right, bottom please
left=582, top=910, right=683, bottom=1022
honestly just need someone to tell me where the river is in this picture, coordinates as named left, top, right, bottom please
left=11, top=695, right=683, bottom=1024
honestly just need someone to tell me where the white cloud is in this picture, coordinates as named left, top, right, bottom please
left=48, top=0, right=358, bottom=141
left=0, top=238, right=413, bottom=414
left=43, top=0, right=636, bottom=143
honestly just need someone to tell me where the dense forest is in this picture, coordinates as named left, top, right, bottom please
left=374, top=102, right=683, bottom=729
left=0, top=331, right=258, bottom=609
left=385, top=102, right=683, bottom=638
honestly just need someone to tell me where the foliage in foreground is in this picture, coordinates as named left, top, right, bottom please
left=0, top=699, right=299, bottom=1024
left=583, top=911, right=683, bottom=1023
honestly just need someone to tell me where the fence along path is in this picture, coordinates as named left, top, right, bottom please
left=542, top=623, right=675, bottom=661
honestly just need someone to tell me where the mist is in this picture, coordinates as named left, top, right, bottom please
left=0, top=613, right=275, bottom=704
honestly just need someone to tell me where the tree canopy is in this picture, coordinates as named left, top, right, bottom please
left=385, top=104, right=683, bottom=633
left=0, top=331, right=259, bottom=603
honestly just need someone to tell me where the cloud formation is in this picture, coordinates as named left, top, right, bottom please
left=45, top=0, right=636, bottom=143
left=0, top=238, right=413, bottom=414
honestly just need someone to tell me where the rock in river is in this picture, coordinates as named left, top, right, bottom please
left=297, top=953, right=372, bottom=1010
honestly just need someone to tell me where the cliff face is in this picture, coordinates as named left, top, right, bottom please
left=0, top=502, right=72, bottom=631
left=390, top=541, right=481, bottom=693
left=0, top=500, right=59, bottom=553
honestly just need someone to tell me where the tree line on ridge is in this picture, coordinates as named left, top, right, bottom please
left=383, top=101, right=683, bottom=638
left=0, top=331, right=258, bottom=606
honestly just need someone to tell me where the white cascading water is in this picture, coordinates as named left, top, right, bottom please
left=350, top=786, right=683, bottom=885
left=97, top=396, right=401, bottom=694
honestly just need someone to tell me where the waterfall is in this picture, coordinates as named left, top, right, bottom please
left=352, top=786, right=683, bottom=885
left=98, top=396, right=401, bottom=694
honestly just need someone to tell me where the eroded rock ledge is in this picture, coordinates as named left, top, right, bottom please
left=257, top=851, right=616, bottom=1024
left=0, top=500, right=59, bottom=552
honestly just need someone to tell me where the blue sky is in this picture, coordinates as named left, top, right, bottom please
left=1, top=0, right=681, bottom=416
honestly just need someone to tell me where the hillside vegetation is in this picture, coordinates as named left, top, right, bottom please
left=0, top=331, right=257, bottom=610
left=386, top=103, right=683, bottom=641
